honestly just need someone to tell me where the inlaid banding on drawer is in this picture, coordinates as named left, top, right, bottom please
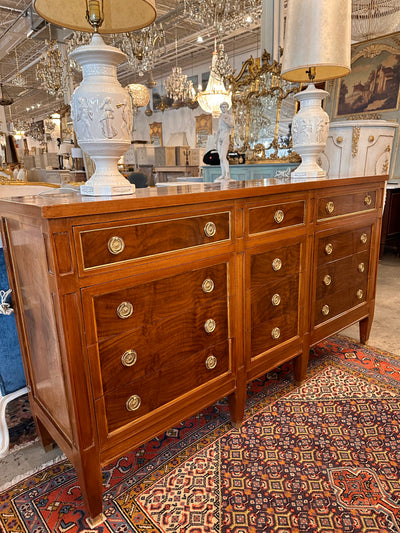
left=248, top=200, right=305, bottom=235
left=315, top=251, right=369, bottom=299
left=101, top=340, right=230, bottom=432
left=316, top=226, right=371, bottom=265
left=250, top=275, right=300, bottom=327
left=78, top=211, right=231, bottom=270
left=98, top=300, right=229, bottom=395
left=250, top=243, right=301, bottom=287
left=250, top=310, right=299, bottom=358
left=93, top=263, right=227, bottom=339
left=314, top=285, right=368, bottom=326
left=317, top=190, right=377, bottom=220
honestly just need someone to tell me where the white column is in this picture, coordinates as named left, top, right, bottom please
left=260, top=0, right=282, bottom=62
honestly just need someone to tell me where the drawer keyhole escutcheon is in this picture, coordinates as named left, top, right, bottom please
left=325, top=243, right=333, bottom=255
left=271, top=327, right=281, bottom=339
left=271, top=294, right=281, bottom=306
left=204, top=318, right=216, bottom=333
left=108, top=236, right=125, bottom=255
left=202, top=278, right=215, bottom=293
left=121, top=349, right=137, bottom=367
left=326, top=201, right=335, bottom=214
left=358, top=262, right=365, bottom=273
left=205, top=355, right=217, bottom=369
left=117, top=301, right=133, bottom=319
left=364, top=194, right=372, bottom=207
left=274, top=209, right=285, bottom=224
left=323, top=275, right=332, bottom=286
left=357, top=289, right=364, bottom=299
left=204, top=221, right=216, bottom=237
left=360, top=233, right=368, bottom=244
left=126, top=394, right=141, bottom=412
left=322, top=304, right=330, bottom=316
left=272, top=258, right=282, bottom=271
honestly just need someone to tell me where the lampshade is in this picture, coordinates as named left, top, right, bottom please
left=34, top=0, right=156, bottom=34
left=127, top=84, right=150, bottom=108
left=281, top=0, right=351, bottom=83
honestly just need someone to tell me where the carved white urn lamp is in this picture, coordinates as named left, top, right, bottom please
left=34, top=0, right=156, bottom=196
left=281, top=0, right=351, bottom=178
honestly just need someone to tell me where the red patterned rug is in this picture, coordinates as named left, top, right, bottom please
left=1, top=335, right=400, bottom=533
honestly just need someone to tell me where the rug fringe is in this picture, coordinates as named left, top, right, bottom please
left=0, top=453, right=67, bottom=492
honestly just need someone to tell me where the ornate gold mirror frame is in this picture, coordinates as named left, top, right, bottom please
left=227, top=50, right=301, bottom=163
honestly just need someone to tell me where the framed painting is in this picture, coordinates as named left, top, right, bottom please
left=334, top=32, right=400, bottom=118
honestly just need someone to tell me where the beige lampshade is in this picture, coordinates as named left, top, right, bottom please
left=281, top=0, right=351, bottom=83
left=34, top=0, right=156, bottom=34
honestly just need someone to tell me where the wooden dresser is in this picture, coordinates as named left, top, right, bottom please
left=0, top=175, right=386, bottom=524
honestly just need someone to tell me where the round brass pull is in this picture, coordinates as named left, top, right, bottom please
left=368, top=135, right=374, bottom=143
left=364, top=194, right=372, bottom=207
left=204, top=318, right=216, bottom=333
left=126, top=394, right=141, bottom=412
left=336, top=136, right=343, bottom=144
left=272, top=258, right=282, bottom=271
left=202, top=278, right=215, bottom=293
left=108, top=236, right=125, bottom=255
left=271, top=293, right=281, bottom=306
left=358, top=262, right=365, bottom=273
left=323, top=274, right=332, bottom=286
left=271, top=327, right=281, bottom=339
left=117, top=301, right=133, bottom=319
left=274, top=209, right=285, bottom=224
left=204, top=221, right=216, bottom=237
left=326, top=201, right=335, bottom=215
left=325, top=243, right=333, bottom=255
left=356, top=289, right=364, bottom=299
left=321, top=304, right=330, bottom=316
left=205, top=355, right=217, bottom=369
left=360, top=233, right=368, bottom=244
left=121, top=349, right=137, bottom=367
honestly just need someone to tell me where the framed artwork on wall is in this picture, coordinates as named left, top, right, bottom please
left=150, top=122, right=163, bottom=146
left=195, top=113, right=212, bottom=148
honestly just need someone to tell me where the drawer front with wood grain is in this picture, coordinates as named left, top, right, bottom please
left=314, top=284, right=368, bottom=326
left=250, top=310, right=299, bottom=358
left=316, top=226, right=371, bottom=265
left=77, top=211, right=231, bottom=271
left=250, top=243, right=301, bottom=286
left=248, top=200, right=305, bottom=235
left=250, top=276, right=299, bottom=327
left=317, top=190, right=376, bottom=220
left=101, top=340, right=230, bottom=433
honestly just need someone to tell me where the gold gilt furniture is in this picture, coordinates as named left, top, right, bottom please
left=0, top=174, right=386, bottom=525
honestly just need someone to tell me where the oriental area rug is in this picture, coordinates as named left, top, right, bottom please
left=1, top=335, right=400, bottom=533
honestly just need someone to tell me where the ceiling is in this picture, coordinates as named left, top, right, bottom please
left=0, top=0, right=262, bottom=124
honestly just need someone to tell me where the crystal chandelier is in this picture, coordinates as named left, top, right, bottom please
left=197, top=44, right=231, bottom=117
left=165, top=38, right=195, bottom=104
left=184, top=0, right=262, bottom=35
left=119, top=22, right=165, bottom=76
left=127, top=83, right=150, bottom=112
left=36, top=40, right=65, bottom=98
left=11, top=48, right=26, bottom=87
left=351, top=1, right=400, bottom=41
left=214, top=42, right=233, bottom=81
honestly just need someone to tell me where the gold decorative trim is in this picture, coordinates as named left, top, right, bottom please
left=352, top=126, right=360, bottom=158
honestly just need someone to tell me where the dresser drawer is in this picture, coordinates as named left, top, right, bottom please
left=250, top=243, right=301, bottom=287
left=248, top=200, right=305, bottom=235
left=317, top=190, right=376, bottom=220
left=316, top=226, right=371, bottom=265
left=101, top=340, right=230, bottom=433
left=77, top=211, right=231, bottom=271
left=314, top=285, right=367, bottom=326
left=93, top=263, right=227, bottom=339
left=250, top=275, right=299, bottom=327
left=250, top=310, right=299, bottom=358
left=98, top=301, right=229, bottom=395
left=315, top=251, right=369, bottom=300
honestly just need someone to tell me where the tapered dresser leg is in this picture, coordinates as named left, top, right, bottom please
left=359, top=316, right=372, bottom=344
left=228, top=367, right=246, bottom=430
left=293, top=348, right=309, bottom=384
left=76, top=452, right=105, bottom=526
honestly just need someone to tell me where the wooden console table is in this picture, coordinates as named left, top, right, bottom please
left=0, top=175, right=386, bottom=524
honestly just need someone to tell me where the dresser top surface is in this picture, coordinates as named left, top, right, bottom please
left=0, top=175, right=387, bottom=219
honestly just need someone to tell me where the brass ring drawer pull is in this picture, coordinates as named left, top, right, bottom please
left=364, top=194, right=372, bottom=207
left=121, top=349, right=137, bottom=367
left=204, top=318, right=216, bottom=333
left=204, top=221, right=216, bottom=237
left=272, top=258, right=282, bottom=271
left=360, top=233, right=368, bottom=244
left=326, top=201, right=335, bottom=214
left=323, top=274, right=332, bottom=286
left=205, top=355, right=217, bottom=369
left=271, top=293, right=281, bottom=306
left=357, top=289, right=364, bottom=299
left=358, top=262, right=365, bottom=273
left=274, top=209, right=285, bottom=224
left=108, top=236, right=125, bottom=255
left=271, top=327, right=281, bottom=339
left=126, top=394, right=141, bottom=412
left=117, top=301, right=133, bottom=319
left=321, top=304, right=330, bottom=316
left=325, top=243, right=333, bottom=255
left=202, top=278, right=215, bottom=293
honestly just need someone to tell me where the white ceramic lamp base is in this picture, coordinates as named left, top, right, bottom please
left=291, top=84, right=329, bottom=178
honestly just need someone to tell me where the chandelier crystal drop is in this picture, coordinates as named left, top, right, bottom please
left=351, top=0, right=400, bottom=41
left=119, top=23, right=165, bottom=76
left=36, top=40, right=65, bottom=98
